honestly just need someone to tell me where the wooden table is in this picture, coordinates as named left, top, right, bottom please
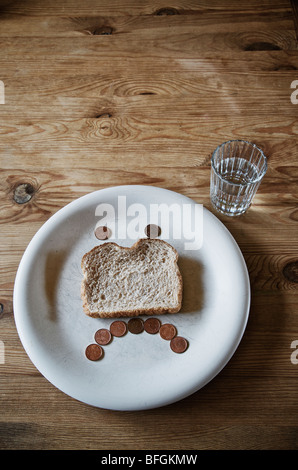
left=0, top=0, right=297, bottom=451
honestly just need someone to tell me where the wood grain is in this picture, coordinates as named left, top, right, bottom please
left=0, top=0, right=298, bottom=451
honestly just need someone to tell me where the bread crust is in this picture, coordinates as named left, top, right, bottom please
left=81, top=238, right=183, bottom=318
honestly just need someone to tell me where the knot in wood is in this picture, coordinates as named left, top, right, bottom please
left=13, top=182, right=35, bottom=204
left=244, top=42, right=281, bottom=51
left=92, top=26, right=113, bottom=35
left=155, top=7, right=179, bottom=15
left=95, top=113, right=112, bottom=119
left=283, top=261, right=298, bottom=283
left=99, top=119, right=113, bottom=136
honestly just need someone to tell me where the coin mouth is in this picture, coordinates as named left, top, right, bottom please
left=144, top=317, right=161, bottom=334
left=159, top=323, right=177, bottom=341
left=128, top=317, right=144, bottom=334
left=110, top=320, right=128, bottom=337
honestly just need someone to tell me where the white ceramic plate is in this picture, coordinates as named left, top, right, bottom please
left=14, top=185, right=250, bottom=410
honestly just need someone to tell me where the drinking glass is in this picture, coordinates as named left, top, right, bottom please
left=210, top=140, right=267, bottom=216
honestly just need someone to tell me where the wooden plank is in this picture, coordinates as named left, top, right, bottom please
left=0, top=421, right=297, bottom=450
left=0, top=71, right=296, bottom=119
left=0, top=0, right=292, bottom=17
left=0, top=118, right=297, bottom=150
left=0, top=10, right=295, bottom=37
left=1, top=52, right=298, bottom=73
left=0, top=31, right=296, bottom=64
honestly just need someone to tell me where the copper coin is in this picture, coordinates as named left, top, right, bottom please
left=110, top=320, right=127, bottom=337
left=95, top=225, right=111, bottom=240
left=159, top=323, right=177, bottom=341
left=144, top=224, right=161, bottom=238
left=85, top=343, right=103, bottom=361
left=144, top=317, right=161, bottom=334
left=94, top=328, right=112, bottom=345
left=170, top=336, right=188, bottom=354
left=128, top=318, right=144, bottom=334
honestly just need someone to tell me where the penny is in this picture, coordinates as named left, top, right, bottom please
left=85, top=343, right=103, bottom=361
left=159, top=323, right=177, bottom=341
left=110, top=320, right=127, bottom=337
left=128, top=317, right=144, bottom=334
left=144, top=224, right=161, bottom=238
left=144, top=317, right=161, bottom=334
left=94, top=328, right=112, bottom=345
left=170, top=336, right=188, bottom=354
left=95, top=225, right=111, bottom=240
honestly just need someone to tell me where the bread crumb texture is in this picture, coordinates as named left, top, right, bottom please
left=81, top=239, right=183, bottom=318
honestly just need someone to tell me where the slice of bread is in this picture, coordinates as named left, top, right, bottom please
left=81, top=238, right=183, bottom=318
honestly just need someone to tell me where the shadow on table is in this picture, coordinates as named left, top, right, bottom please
left=44, top=250, right=69, bottom=322
left=178, top=256, right=204, bottom=314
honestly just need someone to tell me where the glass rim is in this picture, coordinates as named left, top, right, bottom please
left=211, top=139, right=268, bottom=186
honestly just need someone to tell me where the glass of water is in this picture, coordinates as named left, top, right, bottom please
left=210, top=140, right=267, bottom=216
